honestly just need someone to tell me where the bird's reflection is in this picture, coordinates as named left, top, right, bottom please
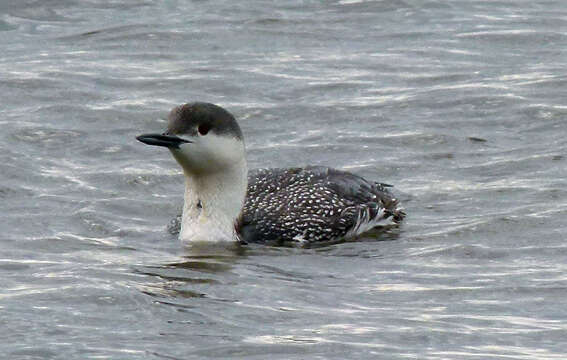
left=134, top=242, right=247, bottom=303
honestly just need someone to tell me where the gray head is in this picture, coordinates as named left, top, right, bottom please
left=137, top=102, right=246, bottom=175
left=167, top=102, right=243, bottom=140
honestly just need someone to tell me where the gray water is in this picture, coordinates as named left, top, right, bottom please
left=2, top=0, right=567, bottom=359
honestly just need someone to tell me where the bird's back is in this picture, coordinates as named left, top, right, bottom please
left=238, top=166, right=404, bottom=244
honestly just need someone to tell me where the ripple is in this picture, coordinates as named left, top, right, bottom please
left=11, top=127, right=85, bottom=148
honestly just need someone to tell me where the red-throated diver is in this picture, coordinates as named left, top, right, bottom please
left=137, top=102, right=405, bottom=245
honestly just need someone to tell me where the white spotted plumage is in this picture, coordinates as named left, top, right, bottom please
left=238, top=166, right=404, bottom=244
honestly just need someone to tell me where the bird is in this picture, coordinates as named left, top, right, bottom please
left=137, top=102, right=404, bottom=245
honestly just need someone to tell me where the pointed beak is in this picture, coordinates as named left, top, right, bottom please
left=136, top=133, right=192, bottom=149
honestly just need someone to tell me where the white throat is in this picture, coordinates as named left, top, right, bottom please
left=178, top=156, right=248, bottom=244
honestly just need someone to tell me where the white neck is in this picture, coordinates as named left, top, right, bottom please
left=179, top=159, right=248, bottom=243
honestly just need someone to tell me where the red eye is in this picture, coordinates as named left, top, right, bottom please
left=198, top=123, right=211, bottom=136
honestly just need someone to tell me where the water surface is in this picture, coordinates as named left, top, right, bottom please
left=1, top=0, right=567, bottom=359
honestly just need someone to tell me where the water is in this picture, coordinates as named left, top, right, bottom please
left=2, top=0, right=567, bottom=358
